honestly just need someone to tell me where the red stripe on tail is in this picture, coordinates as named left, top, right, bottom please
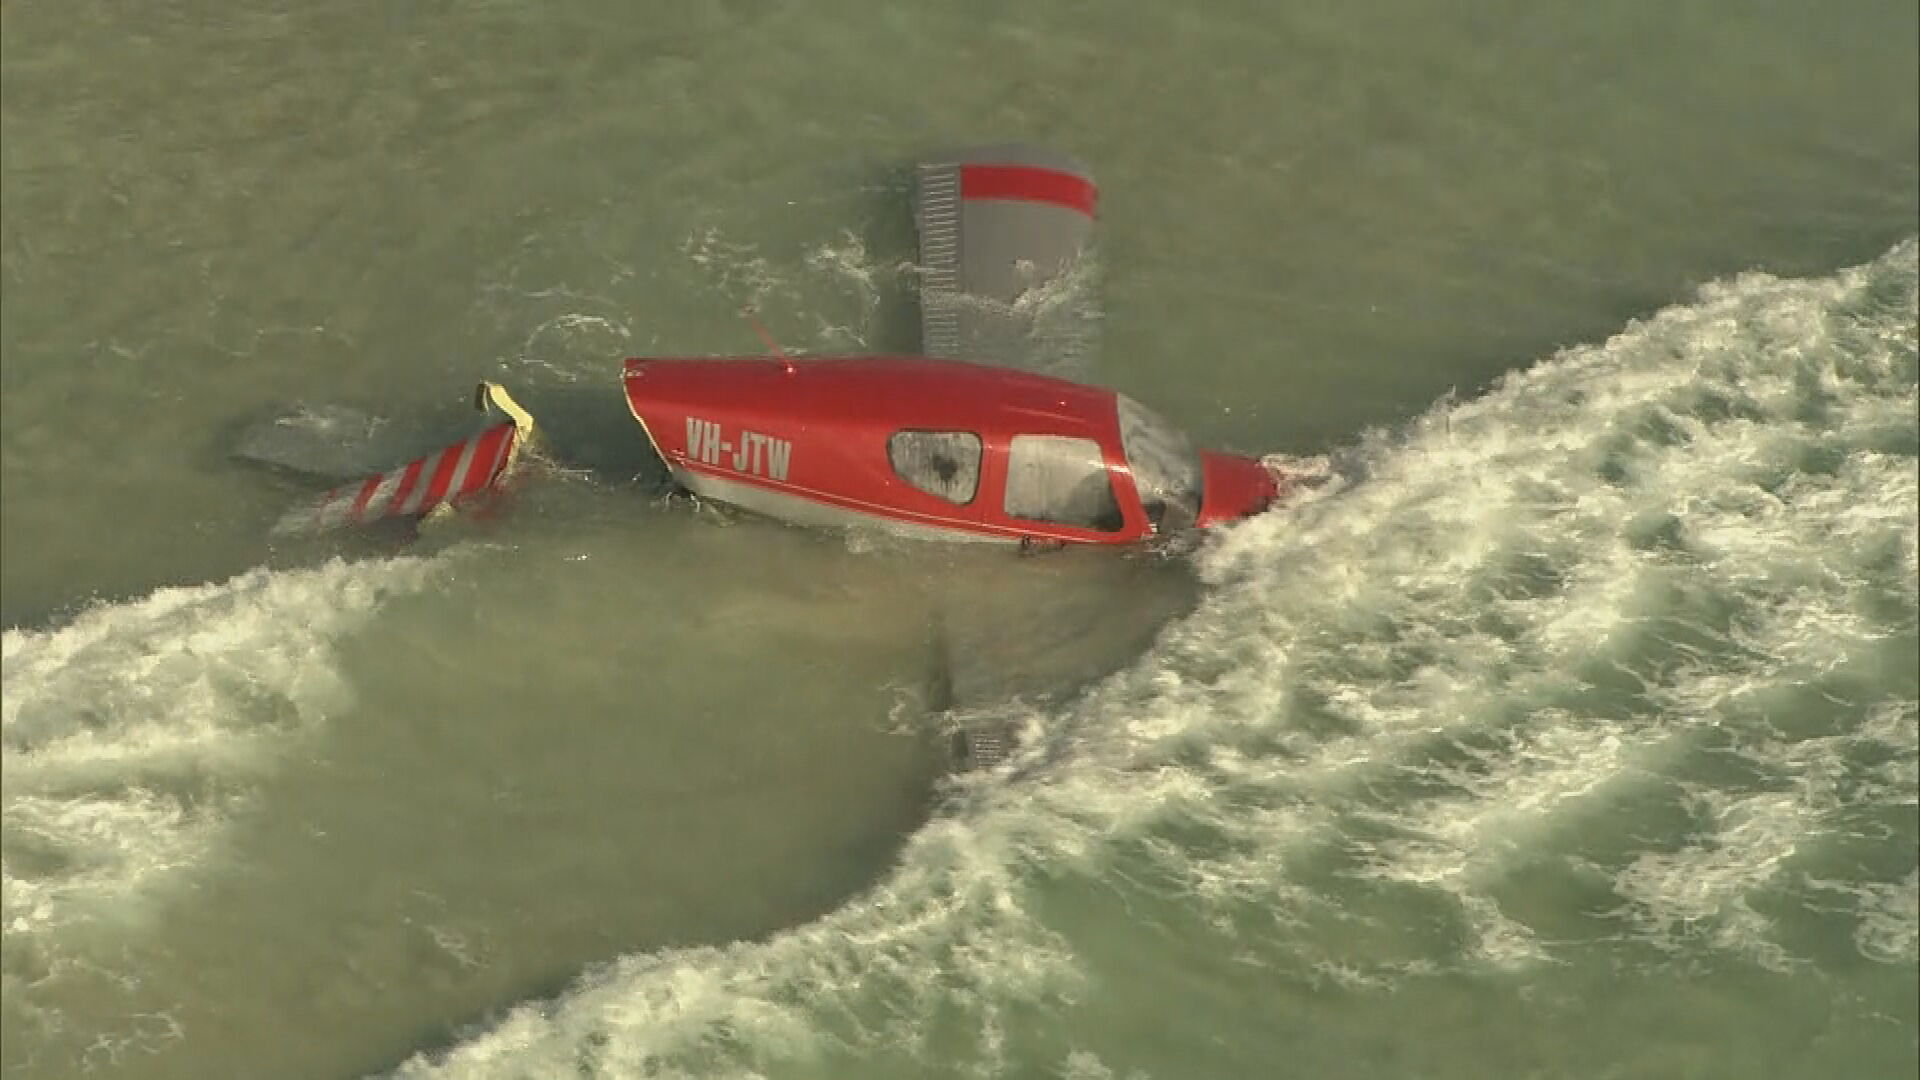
left=386, top=459, right=427, bottom=518
left=454, top=423, right=514, bottom=498
left=418, top=442, right=467, bottom=513
left=348, top=474, right=386, bottom=523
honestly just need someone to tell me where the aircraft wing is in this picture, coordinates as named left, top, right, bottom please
left=932, top=547, right=1197, bottom=769
left=914, top=144, right=1101, bottom=374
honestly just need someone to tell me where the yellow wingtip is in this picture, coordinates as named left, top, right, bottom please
left=476, top=381, right=535, bottom=439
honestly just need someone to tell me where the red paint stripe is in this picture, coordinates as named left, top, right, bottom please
left=419, top=440, right=467, bottom=511
left=387, top=459, right=427, bottom=518
left=959, top=164, right=1097, bottom=216
left=456, top=424, right=513, bottom=497
left=348, top=474, right=386, bottom=523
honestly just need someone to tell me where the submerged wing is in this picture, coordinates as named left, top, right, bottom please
left=232, top=402, right=445, bottom=483
left=914, top=144, right=1101, bottom=374
left=933, top=548, right=1197, bottom=768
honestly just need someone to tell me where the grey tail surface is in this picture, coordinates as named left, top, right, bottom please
left=914, top=144, right=1101, bottom=374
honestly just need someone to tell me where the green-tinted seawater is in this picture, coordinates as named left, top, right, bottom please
left=3, top=3, right=1915, bottom=1078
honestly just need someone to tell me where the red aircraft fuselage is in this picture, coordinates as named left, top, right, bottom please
left=622, top=354, right=1282, bottom=546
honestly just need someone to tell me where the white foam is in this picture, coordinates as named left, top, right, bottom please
left=512, top=312, right=634, bottom=384
left=2, top=555, right=446, bottom=951
left=1805, top=869, right=1919, bottom=966
left=1088, top=250, right=1914, bottom=971
left=679, top=225, right=791, bottom=316
left=1610, top=789, right=1811, bottom=972
left=802, top=230, right=886, bottom=349
left=913, top=247, right=1105, bottom=378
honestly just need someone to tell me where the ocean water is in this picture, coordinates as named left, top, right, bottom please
left=2, top=3, right=1916, bottom=1079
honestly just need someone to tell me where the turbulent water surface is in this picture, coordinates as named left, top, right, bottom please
left=3, top=2, right=1916, bottom=1078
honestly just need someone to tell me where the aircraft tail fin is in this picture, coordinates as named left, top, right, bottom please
left=269, top=382, right=537, bottom=538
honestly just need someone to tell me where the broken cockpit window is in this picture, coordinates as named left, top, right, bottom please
left=888, top=430, right=983, bottom=504
left=1004, top=434, right=1124, bottom=532
left=1116, top=394, right=1202, bottom=534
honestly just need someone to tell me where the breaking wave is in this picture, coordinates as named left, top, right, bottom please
left=381, top=243, right=1917, bottom=1079
left=2, top=556, right=451, bottom=1061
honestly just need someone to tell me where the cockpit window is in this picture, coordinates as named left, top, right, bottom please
left=1116, top=395, right=1201, bottom=533
left=889, top=430, right=982, bottom=504
left=1004, top=434, right=1124, bottom=532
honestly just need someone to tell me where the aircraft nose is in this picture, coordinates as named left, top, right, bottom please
left=1194, top=450, right=1281, bottom=527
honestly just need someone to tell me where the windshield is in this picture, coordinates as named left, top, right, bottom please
left=1116, top=394, right=1201, bottom=533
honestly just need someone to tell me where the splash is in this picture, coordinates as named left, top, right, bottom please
left=511, top=313, right=634, bottom=386
left=914, top=244, right=1105, bottom=378
left=388, top=242, right=1917, bottom=1078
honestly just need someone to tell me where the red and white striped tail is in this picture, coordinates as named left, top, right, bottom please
left=272, top=382, right=535, bottom=538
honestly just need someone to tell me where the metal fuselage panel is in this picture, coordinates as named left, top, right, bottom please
left=621, top=355, right=1153, bottom=545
